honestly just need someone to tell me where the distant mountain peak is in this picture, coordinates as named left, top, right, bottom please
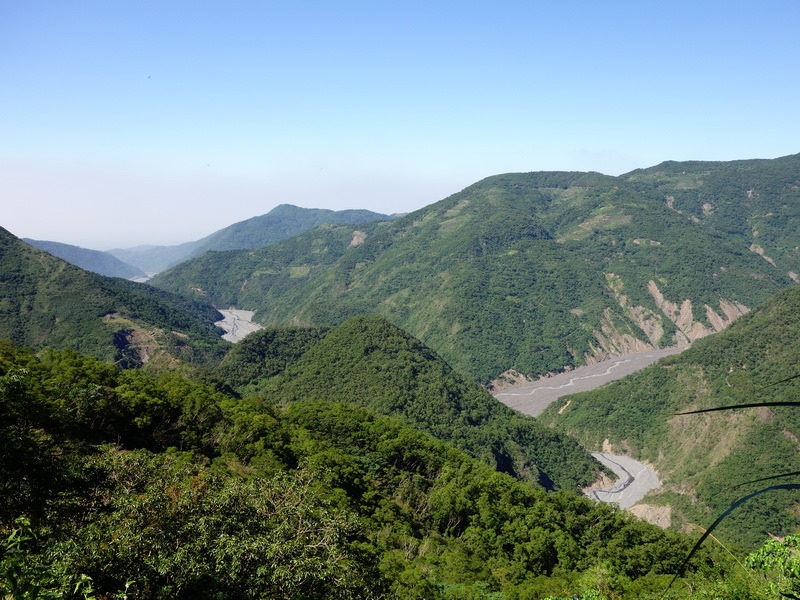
left=23, top=238, right=147, bottom=280
left=109, top=204, right=390, bottom=274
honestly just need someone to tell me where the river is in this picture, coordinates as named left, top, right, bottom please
left=215, top=308, right=263, bottom=342
left=492, top=348, right=686, bottom=510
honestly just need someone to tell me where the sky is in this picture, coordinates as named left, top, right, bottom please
left=2, top=1, right=799, bottom=250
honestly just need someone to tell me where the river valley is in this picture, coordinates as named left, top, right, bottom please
left=493, top=348, right=686, bottom=511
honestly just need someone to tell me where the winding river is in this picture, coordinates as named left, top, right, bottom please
left=493, top=348, right=684, bottom=508
left=215, top=307, right=670, bottom=509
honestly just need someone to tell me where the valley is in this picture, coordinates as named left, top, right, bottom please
left=589, top=452, right=661, bottom=510
left=3, top=154, right=800, bottom=598
left=215, top=307, right=263, bottom=342
left=151, top=154, right=800, bottom=384
left=494, top=348, right=674, bottom=513
left=493, top=346, right=687, bottom=417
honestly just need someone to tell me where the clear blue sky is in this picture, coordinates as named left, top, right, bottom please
left=2, top=1, right=798, bottom=249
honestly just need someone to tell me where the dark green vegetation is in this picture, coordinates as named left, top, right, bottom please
left=0, top=340, right=761, bottom=599
left=220, top=316, right=603, bottom=491
left=110, top=204, right=389, bottom=273
left=539, top=283, right=800, bottom=550
left=0, top=227, right=226, bottom=369
left=23, top=238, right=148, bottom=280
left=151, top=155, right=800, bottom=382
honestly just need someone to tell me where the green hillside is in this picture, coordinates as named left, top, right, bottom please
left=151, top=155, right=800, bottom=382
left=625, top=156, right=800, bottom=272
left=538, top=283, right=800, bottom=549
left=1, top=340, right=751, bottom=599
left=110, top=204, right=388, bottom=273
left=219, top=316, right=604, bottom=491
left=0, top=227, right=226, bottom=369
left=23, top=238, right=148, bottom=279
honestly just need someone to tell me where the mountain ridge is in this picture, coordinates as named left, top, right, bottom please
left=109, top=203, right=389, bottom=273
left=0, top=226, right=226, bottom=369
left=23, top=238, right=147, bottom=280
left=151, top=153, right=800, bottom=382
left=219, top=315, right=605, bottom=491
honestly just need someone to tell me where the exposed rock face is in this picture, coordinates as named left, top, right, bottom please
left=629, top=504, right=672, bottom=528
left=602, top=273, right=666, bottom=346
left=350, top=231, right=367, bottom=246
left=586, top=309, right=654, bottom=363
left=647, top=280, right=749, bottom=342
left=586, top=275, right=750, bottom=361
left=489, top=369, right=532, bottom=392
left=750, top=243, right=777, bottom=266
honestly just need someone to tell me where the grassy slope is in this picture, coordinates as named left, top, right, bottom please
left=538, top=283, right=800, bottom=549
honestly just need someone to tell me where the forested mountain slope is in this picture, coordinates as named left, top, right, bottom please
left=624, top=155, right=800, bottom=274
left=110, top=204, right=388, bottom=273
left=538, top=282, right=800, bottom=549
left=1, top=340, right=742, bottom=599
left=0, top=227, right=226, bottom=368
left=151, top=155, right=800, bottom=382
left=218, top=316, right=604, bottom=491
left=23, top=238, right=147, bottom=279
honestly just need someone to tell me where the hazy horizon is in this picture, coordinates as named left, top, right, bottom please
left=3, top=1, right=799, bottom=249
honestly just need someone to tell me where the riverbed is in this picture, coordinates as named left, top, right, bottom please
left=215, top=308, right=263, bottom=342
left=493, top=349, right=683, bottom=511
left=493, top=346, right=684, bottom=417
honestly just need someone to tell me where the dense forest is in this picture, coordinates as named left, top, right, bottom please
left=4, top=155, right=800, bottom=598
left=0, top=227, right=227, bottom=370
left=218, top=316, right=605, bottom=491
left=0, top=340, right=783, bottom=599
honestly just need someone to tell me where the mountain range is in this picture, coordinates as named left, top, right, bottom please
left=23, top=238, right=148, bottom=280
left=0, top=227, right=226, bottom=369
left=539, top=281, right=800, bottom=549
left=151, top=154, right=800, bottom=383
left=3, top=153, right=800, bottom=596
left=108, top=203, right=390, bottom=273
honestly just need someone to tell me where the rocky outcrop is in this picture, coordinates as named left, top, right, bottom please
left=647, top=280, right=749, bottom=342
left=588, top=275, right=750, bottom=362
left=750, top=243, right=777, bottom=267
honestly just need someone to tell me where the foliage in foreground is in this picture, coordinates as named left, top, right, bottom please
left=0, top=340, right=758, bottom=599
